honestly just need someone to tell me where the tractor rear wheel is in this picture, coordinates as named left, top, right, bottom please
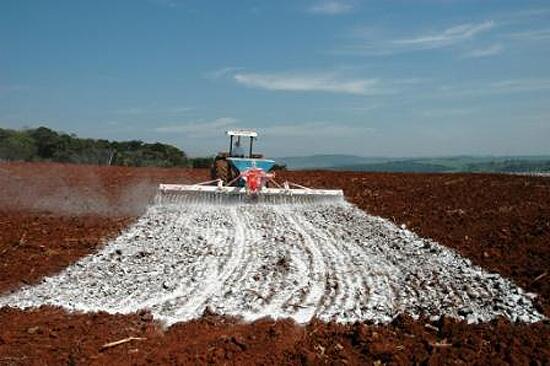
left=211, top=158, right=232, bottom=183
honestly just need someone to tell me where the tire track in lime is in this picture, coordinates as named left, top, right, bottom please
left=167, top=207, right=245, bottom=322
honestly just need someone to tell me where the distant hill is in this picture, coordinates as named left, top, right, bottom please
left=333, top=161, right=450, bottom=173
left=276, top=154, right=389, bottom=170
left=278, top=154, right=550, bottom=173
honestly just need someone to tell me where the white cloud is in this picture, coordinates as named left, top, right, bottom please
left=154, top=117, right=239, bottom=137
left=263, top=122, right=375, bottom=139
left=393, top=21, right=495, bottom=49
left=308, top=0, right=354, bottom=15
left=205, top=66, right=244, bottom=80
left=342, top=20, right=496, bottom=55
left=233, top=72, right=384, bottom=95
left=508, top=28, right=550, bottom=41
left=462, top=44, right=503, bottom=58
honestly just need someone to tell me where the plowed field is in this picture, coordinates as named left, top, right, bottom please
left=0, top=163, right=548, bottom=365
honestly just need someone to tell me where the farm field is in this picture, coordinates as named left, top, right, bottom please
left=0, top=162, right=549, bottom=365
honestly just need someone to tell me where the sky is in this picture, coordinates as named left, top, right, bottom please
left=1, top=0, right=549, bottom=157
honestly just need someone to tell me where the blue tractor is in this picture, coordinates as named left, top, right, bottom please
left=157, top=129, right=344, bottom=204
left=211, top=129, right=276, bottom=186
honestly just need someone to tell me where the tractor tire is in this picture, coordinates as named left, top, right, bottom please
left=212, top=158, right=232, bottom=183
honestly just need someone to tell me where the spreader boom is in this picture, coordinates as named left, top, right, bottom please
left=157, top=182, right=345, bottom=205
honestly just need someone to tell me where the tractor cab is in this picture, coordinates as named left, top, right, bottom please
left=211, top=129, right=276, bottom=184
left=227, top=129, right=257, bottom=158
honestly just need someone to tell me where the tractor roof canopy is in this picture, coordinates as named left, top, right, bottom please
left=226, top=129, right=258, bottom=138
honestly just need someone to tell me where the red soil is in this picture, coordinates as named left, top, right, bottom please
left=1, top=308, right=547, bottom=365
left=0, top=163, right=548, bottom=365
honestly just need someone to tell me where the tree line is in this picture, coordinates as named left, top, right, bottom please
left=0, top=126, right=213, bottom=168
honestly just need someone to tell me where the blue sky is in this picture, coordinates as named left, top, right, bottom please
left=1, top=0, right=549, bottom=157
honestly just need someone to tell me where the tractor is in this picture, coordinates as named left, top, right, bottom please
left=157, top=129, right=343, bottom=204
left=210, top=129, right=275, bottom=187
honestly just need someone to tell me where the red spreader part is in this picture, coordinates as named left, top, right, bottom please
left=241, top=168, right=274, bottom=194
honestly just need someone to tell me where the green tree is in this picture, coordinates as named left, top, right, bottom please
left=27, top=127, right=61, bottom=159
left=1, top=126, right=190, bottom=167
left=0, top=132, right=37, bottom=161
